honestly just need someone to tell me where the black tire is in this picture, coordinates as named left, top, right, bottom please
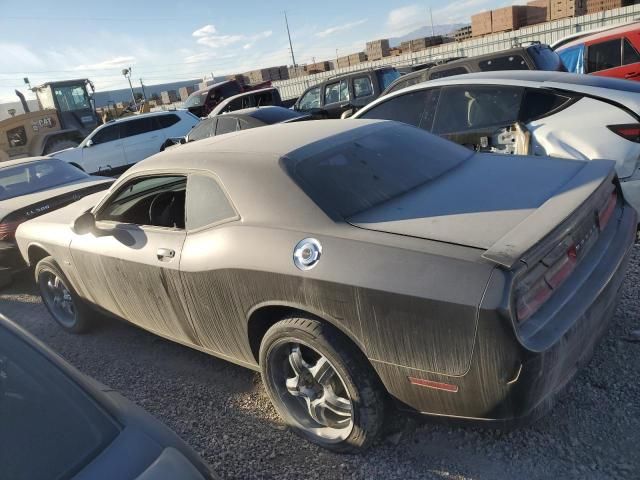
left=35, top=256, right=94, bottom=333
left=259, top=316, right=385, bottom=452
left=43, top=138, right=79, bottom=155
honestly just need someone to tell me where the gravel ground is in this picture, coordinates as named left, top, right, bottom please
left=1, top=245, right=639, bottom=480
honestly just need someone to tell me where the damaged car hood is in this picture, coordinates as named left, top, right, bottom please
left=348, top=153, right=614, bottom=262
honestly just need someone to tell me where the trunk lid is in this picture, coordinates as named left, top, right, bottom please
left=348, top=153, right=616, bottom=268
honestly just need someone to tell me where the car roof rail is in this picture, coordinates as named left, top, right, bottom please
left=324, top=65, right=393, bottom=81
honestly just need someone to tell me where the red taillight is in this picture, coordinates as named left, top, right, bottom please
left=516, top=276, right=553, bottom=322
left=597, top=190, right=617, bottom=231
left=516, top=243, right=578, bottom=323
left=0, top=221, right=21, bottom=241
left=608, top=124, right=640, bottom=143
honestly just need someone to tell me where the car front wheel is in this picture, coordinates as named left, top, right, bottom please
left=259, top=316, right=385, bottom=452
left=36, top=256, right=94, bottom=333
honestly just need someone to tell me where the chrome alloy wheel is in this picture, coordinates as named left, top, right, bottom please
left=269, top=342, right=354, bottom=442
left=41, top=272, right=76, bottom=328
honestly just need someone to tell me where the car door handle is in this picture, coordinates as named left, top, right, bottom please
left=157, top=248, right=175, bottom=261
left=625, top=72, right=639, bottom=78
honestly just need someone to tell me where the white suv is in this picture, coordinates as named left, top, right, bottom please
left=51, top=110, right=199, bottom=175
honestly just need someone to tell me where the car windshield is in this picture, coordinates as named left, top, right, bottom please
left=376, top=69, right=401, bottom=90
left=282, top=122, right=473, bottom=218
left=250, top=108, right=305, bottom=124
left=528, top=45, right=567, bottom=71
left=184, top=91, right=208, bottom=108
left=0, top=159, right=90, bottom=201
left=0, top=324, right=119, bottom=480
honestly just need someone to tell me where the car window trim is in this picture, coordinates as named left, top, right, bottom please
left=585, top=38, right=623, bottom=73
left=92, top=172, right=188, bottom=230
left=623, top=37, right=640, bottom=65
left=185, top=171, right=240, bottom=234
left=352, top=76, right=374, bottom=99
left=92, top=169, right=239, bottom=233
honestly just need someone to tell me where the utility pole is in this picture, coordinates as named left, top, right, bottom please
left=139, top=79, right=147, bottom=102
left=122, top=67, right=137, bottom=109
left=429, top=7, right=435, bottom=37
left=284, top=11, right=297, bottom=67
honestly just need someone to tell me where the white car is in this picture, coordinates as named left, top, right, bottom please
left=353, top=71, right=640, bottom=215
left=51, top=110, right=199, bottom=175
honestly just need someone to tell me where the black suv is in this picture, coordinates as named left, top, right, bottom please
left=293, top=67, right=400, bottom=119
left=382, top=44, right=565, bottom=96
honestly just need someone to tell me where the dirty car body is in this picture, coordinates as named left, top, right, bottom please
left=354, top=71, right=640, bottom=216
left=15, top=121, right=637, bottom=449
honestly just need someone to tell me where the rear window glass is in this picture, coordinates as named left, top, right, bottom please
left=0, top=159, right=89, bottom=201
left=157, top=114, right=180, bottom=128
left=250, top=107, right=305, bottom=124
left=282, top=123, right=471, bottom=218
left=479, top=55, right=528, bottom=71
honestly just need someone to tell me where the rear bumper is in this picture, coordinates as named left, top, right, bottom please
left=505, top=202, right=636, bottom=422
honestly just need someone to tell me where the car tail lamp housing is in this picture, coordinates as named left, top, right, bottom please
left=515, top=241, right=578, bottom=323
left=607, top=124, right=640, bottom=143
left=0, top=220, right=23, bottom=241
left=515, top=184, right=617, bottom=324
left=597, top=190, right=617, bottom=231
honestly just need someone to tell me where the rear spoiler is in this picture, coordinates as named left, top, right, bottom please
left=482, top=159, right=616, bottom=269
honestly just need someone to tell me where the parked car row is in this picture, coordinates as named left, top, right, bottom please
left=2, top=22, right=640, bottom=468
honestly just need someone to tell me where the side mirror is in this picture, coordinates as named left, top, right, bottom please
left=341, top=108, right=355, bottom=119
left=72, top=211, right=96, bottom=235
left=85, top=139, right=94, bottom=148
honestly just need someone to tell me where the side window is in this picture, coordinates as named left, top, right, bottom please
left=623, top=38, right=640, bottom=65
left=339, top=80, right=350, bottom=102
left=324, top=82, right=340, bottom=105
left=6, top=126, right=27, bottom=147
left=157, top=114, right=180, bottom=129
left=298, top=87, right=321, bottom=110
left=478, top=55, right=528, bottom=71
left=186, top=174, right=237, bottom=230
left=238, top=118, right=252, bottom=130
left=429, top=66, right=469, bottom=80
left=91, top=125, right=119, bottom=145
left=587, top=39, right=621, bottom=72
left=215, top=116, right=238, bottom=135
left=432, top=85, right=523, bottom=134
left=255, top=92, right=274, bottom=106
left=188, top=119, right=215, bottom=142
left=120, top=118, right=154, bottom=139
left=520, top=89, right=574, bottom=123
left=97, top=175, right=186, bottom=228
left=358, top=89, right=440, bottom=131
left=324, top=80, right=350, bottom=105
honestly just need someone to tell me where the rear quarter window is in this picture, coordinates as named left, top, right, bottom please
left=429, top=66, right=468, bottom=80
left=479, top=55, right=529, bottom=71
